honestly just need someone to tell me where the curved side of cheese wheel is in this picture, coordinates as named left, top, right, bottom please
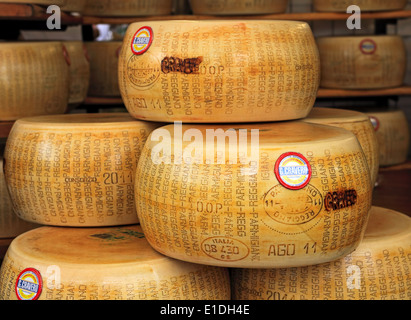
left=60, top=0, right=86, bottom=13
left=190, top=0, right=288, bottom=15
left=135, top=121, right=372, bottom=268
left=83, top=0, right=173, bottom=16
left=3, top=113, right=162, bottom=227
left=313, top=0, right=407, bottom=12
left=65, top=41, right=90, bottom=107
left=119, top=20, right=320, bottom=123
left=317, top=36, right=406, bottom=89
left=231, top=206, right=411, bottom=300
left=0, top=225, right=231, bottom=300
left=303, top=107, right=379, bottom=187
left=0, top=42, right=70, bottom=121
left=365, top=109, right=410, bottom=167
left=85, top=41, right=122, bottom=97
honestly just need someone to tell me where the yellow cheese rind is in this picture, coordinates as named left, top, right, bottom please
left=0, top=225, right=231, bottom=300
left=3, top=113, right=162, bottom=227
left=313, top=0, right=407, bottom=12
left=135, top=121, right=372, bottom=268
left=83, top=0, right=173, bottom=16
left=231, top=206, right=411, bottom=300
left=303, top=107, right=379, bottom=187
left=365, top=109, right=410, bottom=167
left=119, top=20, right=320, bottom=123
left=190, top=0, right=288, bottom=15
left=317, top=36, right=406, bottom=89
left=0, top=42, right=70, bottom=121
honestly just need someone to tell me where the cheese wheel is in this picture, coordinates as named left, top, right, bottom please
left=85, top=41, right=122, bottom=98
left=231, top=206, right=411, bottom=300
left=0, top=224, right=231, bottom=300
left=0, top=42, right=70, bottom=121
left=60, top=0, right=86, bottom=13
left=135, top=121, right=373, bottom=268
left=303, top=107, right=379, bottom=187
left=365, top=109, right=410, bottom=167
left=0, top=0, right=64, bottom=5
left=83, top=0, right=173, bottom=17
left=119, top=20, right=320, bottom=123
left=189, top=0, right=288, bottom=15
left=3, top=113, right=161, bottom=227
left=0, top=158, right=39, bottom=239
left=65, top=41, right=90, bottom=108
left=317, top=36, right=406, bottom=90
left=313, top=0, right=407, bottom=12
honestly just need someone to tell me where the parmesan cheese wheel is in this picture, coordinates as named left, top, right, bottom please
left=0, top=0, right=64, bottom=5
left=317, top=36, right=406, bottom=90
left=85, top=41, right=122, bottom=98
left=303, top=107, right=379, bottom=187
left=65, top=41, right=90, bottom=108
left=0, top=158, right=39, bottom=239
left=0, top=42, right=70, bottom=121
left=313, top=0, right=407, bottom=12
left=60, top=0, right=86, bottom=13
left=189, top=0, right=288, bottom=15
left=3, top=113, right=162, bottom=227
left=365, top=109, right=410, bottom=167
left=136, top=121, right=373, bottom=268
left=119, top=20, right=320, bottom=123
left=83, top=0, right=173, bottom=17
left=231, top=206, right=411, bottom=300
left=0, top=225, right=231, bottom=300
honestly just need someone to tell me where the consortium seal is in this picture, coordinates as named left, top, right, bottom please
left=15, top=268, right=43, bottom=300
left=131, top=26, right=153, bottom=55
left=274, top=152, right=312, bottom=190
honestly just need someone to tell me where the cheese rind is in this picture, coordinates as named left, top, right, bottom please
left=190, top=0, right=288, bottom=15
left=317, top=36, right=406, bottom=89
left=135, top=121, right=372, bottom=268
left=313, top=0, right=407, bottom=12
left=231, top=206, right=411, bottom=300
left=83, top=0, right=173, bottom=16
left=0, top=225, right=231, bottom=300
left=4, top=113, right=161, bottom=227
left=119, top=20, right=320, bottom=123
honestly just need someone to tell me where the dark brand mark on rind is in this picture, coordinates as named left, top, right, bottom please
left=91, top=229, right=145, bottom=241
left=161, top=56, right=203, bottom=74
left=324, top=189, right=357, bottom=211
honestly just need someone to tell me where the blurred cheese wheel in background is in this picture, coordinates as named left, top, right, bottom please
left=4, top=113, right=161, bottom=227
left=85, top=41, right=122, bottom=98
left=65, top=41, right=90, bottom=108
left=313, top=0, right=407, bottom=12
left=231, top=206, right=411, bottom=300
left=365, top=109, right=410, bottom=167
left=303, top=107, right=379, bottom=187
left=317, top=36, right=406, bottom=89
left=190, top=0, right=288, bottom=15
left=0, top=0, right=64, bottom=4
left=136, top=121, right=372, bottom=268
left=60, top=0, right=86, bottom=13
left=118, top=20, right=320, bottom=123
left=0, top=42, right=70, bottom=121
left=83, top=0, right=173, bottom=16
left=0, top=225, right=231, bottom=300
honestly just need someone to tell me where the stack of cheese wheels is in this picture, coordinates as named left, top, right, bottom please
left=118, top=20, right=320, bottom=123
left=85, top=41, right=122, bottom=98
left=135, top=121, right=373, bottom=268
left=302, top=107, right=379, bottom=187
left=189, top=0, right=288, bottom=15
left=313, top=0, right=407, bottom=12
left=60, top=0, right=86, bottom=13
left=365, top=109, right=410, bottom=167
left=0, top=225, right=231, bottom=300
left=231, top=206, right=411, bottom=300
left=65, top=41, right=90, bottom=108
left=3, top=113, right=161, bottom=227
left=0, top=41, right=70, bottom=121
left=317, top=35, right=406, bottom=89
left=83, top=0, right=173, bottom=17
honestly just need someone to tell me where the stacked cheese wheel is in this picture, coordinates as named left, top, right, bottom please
left=317, top=36, right=406, bottom=89
left=303, top=107, right=379, bottom=187
left=83, top=0, right=173, bottom=17
left=313, top=0, right=407, bottom=12
left=231, top=206, right=411, bottom=300
left=190, top=0, right=288, bottom=15
left=365, top=109, right=410, bottom=167
left=0, top=225, right=231, bottom=300
left=0, top=42, right=70, bottom=121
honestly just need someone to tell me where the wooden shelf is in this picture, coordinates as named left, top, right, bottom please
left=84, top=97, right=124, bottom=105
left=317, top=85, right=411, bottom=98
left=0, top=121, right=14, bottom=139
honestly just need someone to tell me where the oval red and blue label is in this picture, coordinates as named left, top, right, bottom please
left=275, top=152, right=312, bottom=190
left=15, top=268, right=43, bottom=300
left=131, top=26, right=153, bottom=55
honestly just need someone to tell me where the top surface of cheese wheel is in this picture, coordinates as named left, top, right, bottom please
left=313, top=0, right=407, bottom=12
left=190, top=0, right=288, bottom=15
left=83, top=0, right=173, bottom=16
left=119, top=20, right=320, bottom=123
